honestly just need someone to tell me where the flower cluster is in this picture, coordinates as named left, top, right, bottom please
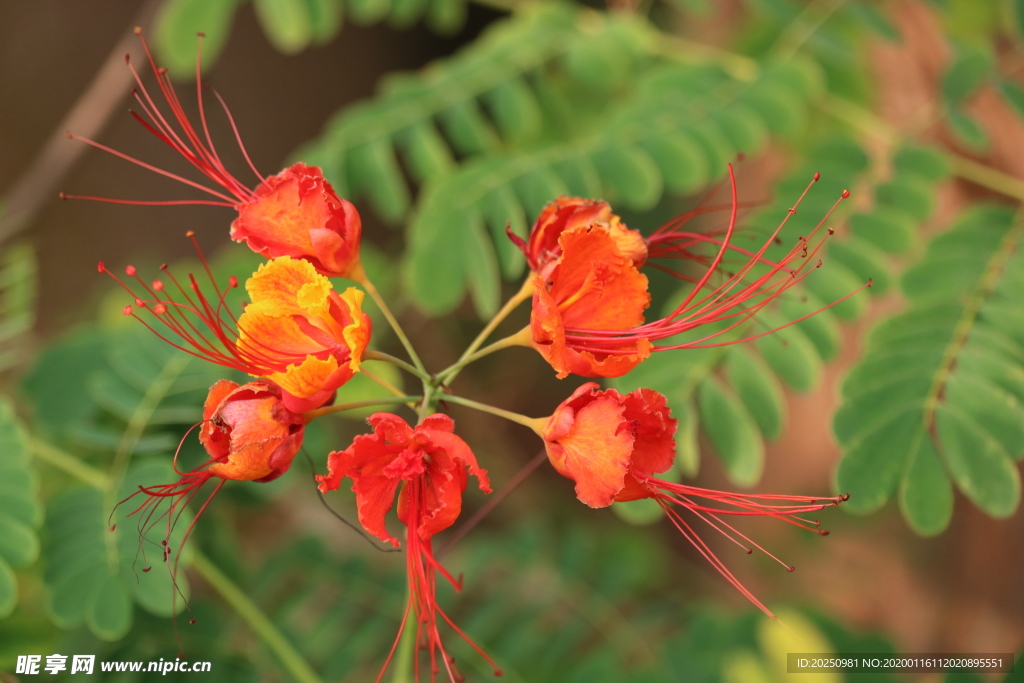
left=74, top=33, right=864, bottom=682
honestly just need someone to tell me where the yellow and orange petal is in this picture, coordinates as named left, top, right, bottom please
left=238, top=256, right=371, bottom=411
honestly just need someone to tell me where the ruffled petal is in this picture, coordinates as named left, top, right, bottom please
left=543, top=392, right=633, bottom=508
left=269, top=354, right=345, bottom=401
left=230, top=164, right=361, bottom=278
left=530, top=226, right=651, bottom=379
left=621, top=388, right=677, bottom=476
left=551, top=227, right=649, bottom=331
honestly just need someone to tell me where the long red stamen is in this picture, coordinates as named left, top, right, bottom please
left=639, top=474, right=847, bottom=617
left=65, top=29, right=261, bottom=209
left=376, top=480, right=501, bottom=683
left=98, top=236, right=313, bottom=377
left=561, top=169, right=859, bottom=357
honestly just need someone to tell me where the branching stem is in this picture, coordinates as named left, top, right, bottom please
left=442, top=394, right=546, bottom=433
left=350, top=263, right=427, bottom=376
left=304, top=396, right=421, bottom=420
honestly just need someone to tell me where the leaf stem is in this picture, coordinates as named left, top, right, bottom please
left=438, top=327, right=532, bottom=382
left=30, top=437, right=110, bottom=490
left=445, top=278, right=534, bottom=384
left=191, top=550, right=323, bottom=683
left=922, top=217, right=1024, bottom=426
left=650, top=31, right=1024, bottom=204
left=362, top=367, right=408, bottom=399
left=442, top=394, right=546, bottom=433
left=364, top=349, right=431, bottom=382
left=350, top=264, right=426, bottom=376
left=418, top=384, right=436, bottom=424
left=465, top=278, right=535, bottom=360
left=304, top=396, right=421, bottom=420
left=388, top=601, right=417, bottom=683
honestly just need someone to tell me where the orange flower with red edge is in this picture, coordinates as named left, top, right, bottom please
left=509, top=196, right=647, bottom=274
left=101, top=248, right=371, bottom=413
left=540, top=382, right=848, bottom=617
left=200, top=379, right=307, bottom=482
left=317, top=413, right=501, bottom=683
left=230, top=162, right=362, bottom=278
left=66, top=32, right=361, bottom=278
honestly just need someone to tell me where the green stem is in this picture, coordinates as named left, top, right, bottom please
left=192, top=551, right=323, bottom=683
left=365, top=349, right=431, bottom=382
left=442, top=394, right=546, bottom=433
left=362, top=367, right=408, bottom=398
left=418, top=384, right=436, bottom=424
left=770, top=0, right=847, bottom=62
left=462, top=279, right=534, bottom=361
left=653, top=29, right=1024, bottom=204
left=304, top=396, right=421, bottom=420
left=30, top=438, right=110, bottom=490
left=351, top=264, right=426, bottom=375
left=650, top=34, right=758, bottom=82
left=438, top=327, right=531, bottom=382
left=388, top=602, right=417, bottom=683
left=444, top=278, right=534, bottom=385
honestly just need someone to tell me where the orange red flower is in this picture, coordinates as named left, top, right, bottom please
left=66, top=32, right=361, bottom=278
left=523, top=167, right=861, bottom=380
left=527, top=223, right=653, bottom=379
left=316, top=413, right=500, bottom=683
left=230, top=162, right=362, bottom=278
left=101, top=244, right=371, bottom=412
left=541, top=382, right=848, bottom=617
left=199, top=379, right=307, bottom=483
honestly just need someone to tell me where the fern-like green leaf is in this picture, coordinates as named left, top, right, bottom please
left=43, top=460, right=194, bottom=640
left=0, top=399, right=41, bottom=619
left=403, top=57, right=823, bottom=316
left=835, top=204, right=1024, bottom=535
left=0, top=243, right=36, bottom=374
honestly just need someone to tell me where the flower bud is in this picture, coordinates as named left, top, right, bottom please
left=200, top=379, right=307, bottom=482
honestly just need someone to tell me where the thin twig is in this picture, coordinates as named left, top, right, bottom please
left=437, top=449, right=547, bottom=558
left=0, top=0, right=162, bottom=243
